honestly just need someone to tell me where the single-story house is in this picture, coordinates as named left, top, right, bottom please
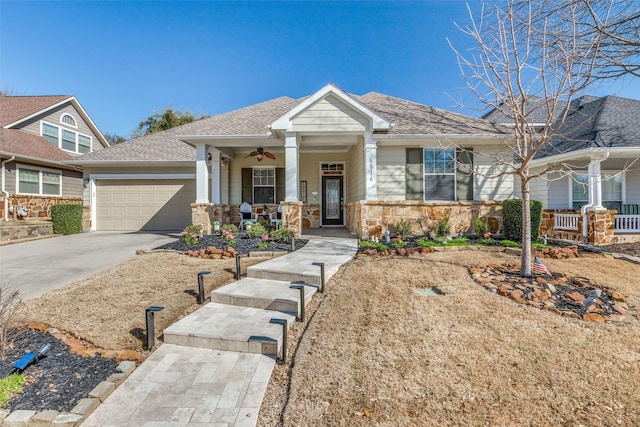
left=69, top=83, right=518, bottom=237
left=0, top=94, right=109, bottom=221
left=485, top=95, right=640, bottom=244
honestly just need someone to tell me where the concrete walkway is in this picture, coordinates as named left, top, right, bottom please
left=83, top=235, right=357, bottom=426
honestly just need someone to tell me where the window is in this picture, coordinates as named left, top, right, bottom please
left=423, top=148, right=456, bottom=201
left=253, top=168, right=275, bottom=204
left=17, top=167, right=61, bottom=196
left=60, top=114, right=77, bottom=127
left=43, top=123, right=58, bottom=146
left=571, top=172, right=623, bottom=211
left=40, top=121, right=92, bottom=154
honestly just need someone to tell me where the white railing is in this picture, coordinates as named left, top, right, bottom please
left=615, top=215, right=640, bottom=233
left=554, top=213, right=581, bottom=231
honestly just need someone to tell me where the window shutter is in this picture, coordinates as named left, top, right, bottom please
left=275, top=168, right=285, bottom=204
left=406, top=148, right=423, bottom=200
left=456, top=148, right=474, bottom=201
left=241, top=168, right=252, bottom=203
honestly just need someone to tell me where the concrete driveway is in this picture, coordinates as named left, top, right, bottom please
left=0, top=232, right=178, bottom=300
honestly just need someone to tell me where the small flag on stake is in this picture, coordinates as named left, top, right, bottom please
left=533, top=256, right=552, bottom=277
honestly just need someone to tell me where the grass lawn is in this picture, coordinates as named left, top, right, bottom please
left=274, top=251, right=640, bottom=426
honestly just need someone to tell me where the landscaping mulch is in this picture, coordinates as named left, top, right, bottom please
left=0, top=328, right=117, bottom=412
left=154, top=234, right=308, bottom=254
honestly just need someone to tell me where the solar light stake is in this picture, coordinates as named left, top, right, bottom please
left=145, top=306, right=164, bottom=350
left=290, top=283, right=306, bottom=322
left=291, top=235, right=295, bottom=252
left=235, top=254, right=242, bottom=280
left=312, top=262, right=325, bottom=292
left=197, top=271, right=211, bottom=304
left=270, top=318, right=288, bottom=364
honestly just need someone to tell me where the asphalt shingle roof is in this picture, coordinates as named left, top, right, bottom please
left=481, top=96, right=569, bottom=125
left=0, top=129, right=73, bottom=162
left=70, top=90, right=509, bottom=163
left=0, top=94, right=71, bottom=127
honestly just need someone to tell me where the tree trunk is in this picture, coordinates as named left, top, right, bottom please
left=520, top=172, right=532, bottom=277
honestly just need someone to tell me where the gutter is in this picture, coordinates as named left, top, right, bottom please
left=2, top=156, right=15, bottom=221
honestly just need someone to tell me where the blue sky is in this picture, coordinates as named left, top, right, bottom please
left=2, top=1, right=639, bottom=138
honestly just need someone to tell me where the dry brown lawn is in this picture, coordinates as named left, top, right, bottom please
left=278, top=252, right=640, bottom=427
left=21, top=251, right=264, bottom=351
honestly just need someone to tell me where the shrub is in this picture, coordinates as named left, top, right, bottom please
left=0, top=283, right=23, bottom=358
left=246, top=223, right=268, bottom=239
left=436, top=215, right=451, bottom=237
left=502, top=199, right=543, bottom=243
left=417, top=237, right=440, bottom=247
left=180, top=225, right=201, bottom=245
left=394, top=220, right=411, bottom=238
left=359, top=240, right=388, bottom=251
left=500, top=239, right=521, bottom=248
left=474, top=218, right=489, bottom=238
left=271, top=228, right=293, bottom=243
left=51, top=204, right=83, bottom=235
left=480, top=238, right=495, bottom=245
left=221, top=224, right=238, bottom=244
left=392, top=235, right=406, bottom=248
left=447, top=237, right=470, bottom=246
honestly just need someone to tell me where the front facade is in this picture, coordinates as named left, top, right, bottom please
left=0, top=94, right=109, bottom=221
left=72, top=84, right=514, bottom=236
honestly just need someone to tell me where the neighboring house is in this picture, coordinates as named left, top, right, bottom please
left=485, top=95, right=640, bottom=244
left=0, top=93, right=109, bottom=221
left=69, top=83, right=516, bottom=236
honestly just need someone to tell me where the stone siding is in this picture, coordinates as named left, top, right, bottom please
left=302, top=204, right=321, bottom=228
left=0, top=195, right=82, bottom=220
left=189, top=203, right=303, bottom=236
left=544, top=209, right=640, bottom=245
left=0, top=222, right=54, bottom=242
left=346, top=200, right=503, bottom=239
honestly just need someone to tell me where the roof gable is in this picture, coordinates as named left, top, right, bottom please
left=0, top=129, right=73, bottom=163
left=0, top=94, right=72, bottom=128
left=271, top=83, right=390, bottom=132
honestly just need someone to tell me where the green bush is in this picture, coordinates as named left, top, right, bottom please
left=246, top=223, right=268, bottom=239
left=500, top=239, right=521, bottom=248
left=502, top=199, right=543, bottom=243
left=436, top=215, right=451, bottom=237
left=181, top=225, right=202, bottom=245
left=417, top=237, right=439, bottom=247
left=221, top=224, right=238, bottom=244
left=359, top=240, right=388, bottom=251
left=271, top=228, right=293, bottom=243
left=51, top=204, right=83, bottom=235
left=474, top=218, right=489, bottom=238
left=394, top=220, right=411, bottom=238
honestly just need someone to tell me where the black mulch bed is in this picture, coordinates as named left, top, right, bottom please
left=0, top=328, right=117, bottom=412
left=154, top=234, right=309, bottom=254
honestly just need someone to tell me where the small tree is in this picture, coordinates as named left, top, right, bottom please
left=450, top=0, right=606, bottom=276
left=131, top=108, right=206, bottom=138
left=0, top=283, right=24, bottom=358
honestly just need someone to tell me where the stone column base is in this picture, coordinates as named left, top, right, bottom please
left=281, top=201, right=303, bottom=237
left=191, top=203, right=214, bottom=235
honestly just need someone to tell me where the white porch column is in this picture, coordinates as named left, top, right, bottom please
left=588, top=158, right=605, bottom=210
left=210, top=149, right=221, bottom=205
left=364, top=131, right=377, bottom=200
left=285, top=132, right=299, bottom=202
left=195, top=143, right=210, bottom=203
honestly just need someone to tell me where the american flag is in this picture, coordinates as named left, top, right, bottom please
left=533, top=256, right=553, bottom=277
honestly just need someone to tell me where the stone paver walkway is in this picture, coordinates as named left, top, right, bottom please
left=83, top=234, right=357, bottom=426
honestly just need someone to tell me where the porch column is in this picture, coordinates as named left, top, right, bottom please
left=195, top=143, right=210, bottom=203
left=364, top=131, right=377, bottom=200
left=588, top=158, right=605, bottom=210
left=285, top=132, right=299, bottom=202
left=210, top=149, right=221, bottom=204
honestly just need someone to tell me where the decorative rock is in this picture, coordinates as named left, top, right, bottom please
left=605, top=314, right=625, bottom=322
left=526, top=300, right=541, bottom=309
left=546, top=283, right=556, bottom=293
left=563, top=311, right=581, bottom=319
left=583, top=313, right=605, bottom=323
left=535, top=277, right=547, bottom=284
left=572, top=277, right=589, bottom=287
left=566, top=292, right=585, bottom=303
left=610, top=291, right=626, bottom=303
left=612, top=305, right=627, bottom=315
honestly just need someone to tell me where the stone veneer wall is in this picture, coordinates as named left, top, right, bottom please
left=0, top=195, right=82, bottom=220
left=346, top=200, right=503, bottom=239
left=541, top=209, right=583, bottom=242
left=190, top=203, right=303, bottom=236
left=302, top=204, right=320, bottom=228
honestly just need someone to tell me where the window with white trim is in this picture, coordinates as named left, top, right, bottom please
left=60, top=114, right=77, bottom=127
left=423, top=148, right=456, bottom=201
left=252, top=168, right=275, bottom=204
left=17, top=166, right=61, bottom=196
left=571, top=171, right=623, bottom=211
left=40, top=121, right=92, bottom=154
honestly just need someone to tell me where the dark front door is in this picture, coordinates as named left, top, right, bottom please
left=322, top=176, right=343, bottom=226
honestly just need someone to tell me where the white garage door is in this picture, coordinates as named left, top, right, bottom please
left=96, top=179, right=195, bottom=231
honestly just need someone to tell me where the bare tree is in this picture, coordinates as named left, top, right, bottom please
left=449, top=0, right=605, bottom=276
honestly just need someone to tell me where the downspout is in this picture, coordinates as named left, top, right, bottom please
left=581, top=152, right=610, bottom=242
left=2, top=156, right=15, bottom=221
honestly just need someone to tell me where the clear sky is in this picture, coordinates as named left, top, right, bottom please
left=2, top=0, right=639, bottom=138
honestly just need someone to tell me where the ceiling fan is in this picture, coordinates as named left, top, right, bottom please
left=246, top=147, right=276, bottom=161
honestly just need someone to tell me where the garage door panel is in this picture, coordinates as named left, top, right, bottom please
left=96, top=179, right=195, bottom=231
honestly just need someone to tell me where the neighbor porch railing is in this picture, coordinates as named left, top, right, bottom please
left=614, top=214, right=640, bottom=233
left=554, top=213, right=581, bottom=231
